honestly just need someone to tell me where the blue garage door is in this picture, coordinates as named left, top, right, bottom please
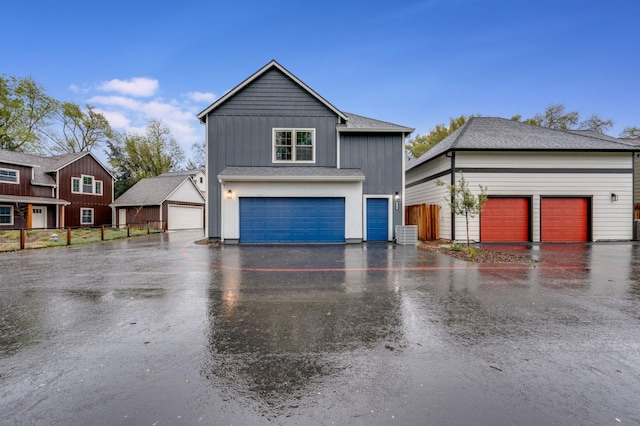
left=240, top=197, right=345, bottom=243
left=367, top=198, right=389, bottom=242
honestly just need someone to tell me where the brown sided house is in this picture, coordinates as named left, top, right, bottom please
left=0, top=149, right=114, bottom=229
left=111, top=175, right=205, bottom=230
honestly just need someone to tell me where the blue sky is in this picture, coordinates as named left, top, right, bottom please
left=3, top=0, right=639, bottom=161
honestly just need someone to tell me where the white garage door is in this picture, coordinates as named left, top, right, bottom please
left=167, top=205, right=203, bottom=230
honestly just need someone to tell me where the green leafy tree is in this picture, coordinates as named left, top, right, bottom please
left=0, top=75, right=57, bottom=153
left=107, top=119, right=185, bottom=197
left=620, top=127, right=640, bottom=139
left=46, top=102, right=113, bottom=153
left=510, top=114, right=541, bottom=126
left=406, top=115, right=470, bottom=158
left=436, top=174, right=488, bottom=247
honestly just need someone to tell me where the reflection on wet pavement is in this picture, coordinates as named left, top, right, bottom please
left=1, top=233, right=640, bottom=425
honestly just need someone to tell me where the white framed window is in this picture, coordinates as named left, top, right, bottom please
left=273, top=128, right=315, bottom=163
left=0, top=205, right=13, bottom=225
left=82, top=175, right=94, bottom=194
left=80, top=208, right=94, bottom=225
left=72, top=175, right=102, bottom=195
left=72, top=177, right=81, bottom=193
left=0, top=168, right=19, bottom=184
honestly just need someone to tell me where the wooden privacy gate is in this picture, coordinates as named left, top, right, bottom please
left=405, top=204, right=439, bottom=240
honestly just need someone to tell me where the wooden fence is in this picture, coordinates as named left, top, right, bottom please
left=405, top=204, right=440, bottom=240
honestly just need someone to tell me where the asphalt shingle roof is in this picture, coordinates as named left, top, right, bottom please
left=343, top=113, right=414, bottom=132
left=406, top=117, right=638, bottom=171
left=0, top=150, right=105, bottom=185
left=158, top=169, right=204, bottom=177
left=112, top=175, right=193, bottom=206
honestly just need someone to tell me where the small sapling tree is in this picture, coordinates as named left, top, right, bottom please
left=436, top=174, right=488, bottom=248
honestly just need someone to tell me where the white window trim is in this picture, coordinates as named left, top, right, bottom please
left=0, top=204, right=14, bottom=226
left=0, top=167, right=19, bottom=184
left=72, top=175, right=103, bottom=196
left=272, top=128, right=316, bottom=164
left=80, top=207, right=94, bottom=225
left=71, top=177, right=81, bottom=194
left=82, top=174, right=94, bottom=194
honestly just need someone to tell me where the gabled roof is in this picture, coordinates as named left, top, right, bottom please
left=406, top=117, right=638, bottom=171
left=111, top=175, right=205, bottom=206
left=218, top=166, right=365, bottom=182
left=0, top=150, right=57, bottom=186
left=0, top=149, right=115, bottom=185
left=197, top=60, right=348, bottom=123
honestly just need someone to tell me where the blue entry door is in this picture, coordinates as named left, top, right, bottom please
left=366, top=198, right=389, bottom=242
left=239, top=197, right=345, bottom=243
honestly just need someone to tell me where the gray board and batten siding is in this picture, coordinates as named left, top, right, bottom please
left=205, top=68, right=341, bottom=238
left=201, top=62, right=413, bottom=241
left=340, top=132, right=405, bottom=230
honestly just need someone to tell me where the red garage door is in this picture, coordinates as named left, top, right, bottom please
left=541, top=198, right=589, bottom=242
left=480, top=198, right=530, bottom=242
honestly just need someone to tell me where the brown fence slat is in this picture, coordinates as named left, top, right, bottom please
left=405, top=204, right=439, bottom=240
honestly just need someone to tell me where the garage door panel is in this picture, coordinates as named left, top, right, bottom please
left=541, top=198, right=588, bottom=242
left=168, top=205, right=204, bottom=230
left=240, top=197, right=345, bottom=243
left=480, top=198, right=530, bottom=242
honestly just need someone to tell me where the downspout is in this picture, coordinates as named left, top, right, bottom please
left=401, top=132, right=406, bottom=225
left=336, top=125, right=340, bottom=169
left=205, top=114, right=210, bottom=238
left=450, top=151, right=456, bottom=241
left=55, top=171, right=60, bottom=228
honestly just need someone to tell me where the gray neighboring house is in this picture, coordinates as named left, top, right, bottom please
left=197, top=60, right=413, bottom=243
left=111, top=175, right=205, bottom=230
left=405, top=117, right=638, bottom=243
left=158, top=169, right=206, bottom=195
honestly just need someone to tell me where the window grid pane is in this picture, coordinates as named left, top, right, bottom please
left=82, top=176, right=93, bottom=194
left=296, top=131, right=312, bottom=146
left=81, top=209, right=93, bottom=224
left=0, top=169, right=18, bottom=182
left=0, top=206, right=11, bottom=223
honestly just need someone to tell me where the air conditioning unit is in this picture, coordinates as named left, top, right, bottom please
left=395, top=225, right=418, bottom=245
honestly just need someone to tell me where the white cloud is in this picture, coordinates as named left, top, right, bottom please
left=95, top=110, right=131, bottom=128
left=73, top=76, right=212, bottom=164
left=98, top=77, right=159, bottom=97
left=88, top=95, right=142, bottom=111
left=69, top=84, right=91, bottom=94
left=185, top=91, right=217, bottom=103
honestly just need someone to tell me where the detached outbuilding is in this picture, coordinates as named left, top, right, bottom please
left=405, top=117, right=637, bottom=242
left=111, top=175, right=205, bottom=230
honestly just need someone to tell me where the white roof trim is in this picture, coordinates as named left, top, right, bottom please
left=218, top=175, right=365, bottom=183
left=197, top=60, right=348, bottom=122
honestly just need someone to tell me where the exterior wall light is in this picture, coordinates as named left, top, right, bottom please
left=611, top=193, right=618, bottom=202
left=394, top=192, right=400, bottom=210
left=226, top=190, right=232, bottom=199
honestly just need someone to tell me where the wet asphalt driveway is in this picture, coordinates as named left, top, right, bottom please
left=1, top=231, right=640, bottom=425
